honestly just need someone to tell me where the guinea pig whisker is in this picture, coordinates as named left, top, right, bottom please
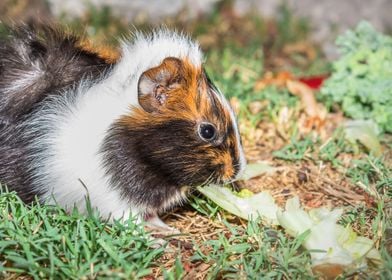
left=200, top=170, right=216, bottom=187
left=204, top=173, right=215, bottom=186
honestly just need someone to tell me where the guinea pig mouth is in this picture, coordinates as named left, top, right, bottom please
left=200, top=173, right=235, bottom=186
left=218, top=177, right=236, bottom=185
left=190, top=172, right=222, bottom=187
left=218, top=165, right=239, bottom=184
left=179, top=163, right=237, bottom=187
left=198, top=177, right=236, bottom=187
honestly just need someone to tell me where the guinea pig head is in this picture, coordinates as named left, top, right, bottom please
left=115, top=57, right=246, bottom=188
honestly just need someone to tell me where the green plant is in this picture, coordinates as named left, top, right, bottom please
left=192, top=220, right=314, bottom=279
left=321, top=21, right=392, bottom=133
left=273, top=135, right=315, bottom=161
left=347, top=156, right=392, bottom=197
left=162, top=257, right=185, bottom=280
left=275, top=2, right=310, bottom=49
left=318, top=128, right=352, bottom=167
left=189, top=194, right=220, bottom=218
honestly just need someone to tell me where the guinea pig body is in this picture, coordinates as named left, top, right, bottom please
left=0, top=27, right=246, bottom=226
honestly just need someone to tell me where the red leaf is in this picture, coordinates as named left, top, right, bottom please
left=298, top=75, right=329, bottom=90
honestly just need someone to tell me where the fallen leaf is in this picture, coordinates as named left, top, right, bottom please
left=239, top=162, right=277, bottom=181
left=344, top=120, right=382, bottom=156
left=286, top=80, right=320, bottom=117
left=287, top=80, right=327, bottom=132
left=254, top=71, right=293, bottom=91
left=299, top=75, right=328, bottom=90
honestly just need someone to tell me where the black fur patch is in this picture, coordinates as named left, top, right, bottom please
left=0, top=25, right=112, bottom=123
left=0, top=25, right=112, bottom=202
left=101, top=119, right=220, bottom=212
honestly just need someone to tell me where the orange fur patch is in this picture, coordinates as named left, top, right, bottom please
left=78, top=39, right=120, bottom=63
left=128, top=58, right=207, bottom=124
left=211, top=151, right=235, bottom=180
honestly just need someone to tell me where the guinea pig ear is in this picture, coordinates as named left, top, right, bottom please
left=137, top=57, right=183, bottom=113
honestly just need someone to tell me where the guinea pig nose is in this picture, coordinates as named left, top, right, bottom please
left=220, top=158, right=235, bottom=182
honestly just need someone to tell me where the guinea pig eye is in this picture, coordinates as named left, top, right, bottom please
left=198, top=123, right=216, bottom=141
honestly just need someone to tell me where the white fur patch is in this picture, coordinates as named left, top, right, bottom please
left=26, top=83, right=137, bottom=220
left=114, top=29, right=203, bottom=87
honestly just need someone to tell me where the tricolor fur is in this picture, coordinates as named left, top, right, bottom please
left=0, top=26, right=246, bottom=222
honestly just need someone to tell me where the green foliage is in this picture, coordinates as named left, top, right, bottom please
left=189, top=194, right=220, bottom=218
left=205, top=45, right=263, bottom=98
left=339, top=205, right=378, bottom=234
left=162, top=257, right=186, bottom=280
left=275, top=2, right=310, bottom=49
left=192, top=220, right=313, bottom=279
left=204, top=47, right=300, bottom=125
left=0, top=188, right=163, bottom=279
left=381, top=247, right=392, bottom=280
left=273, top=135, right=315, bottom=161
left=318, top=128, right=354, bottom=167
left=347, top=156, right=392, bottom=197
left=321, top=21, right=392, bottom=133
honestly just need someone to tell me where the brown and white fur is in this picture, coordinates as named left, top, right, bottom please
left=0, top=26, right=246, bottom=228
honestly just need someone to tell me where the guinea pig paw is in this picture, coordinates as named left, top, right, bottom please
left=147, top=236, right=168, bottom=249
left=144, top=214, right=180, bottom=235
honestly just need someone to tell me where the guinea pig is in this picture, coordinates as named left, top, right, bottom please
left=0, top=26, right=246, bottom=230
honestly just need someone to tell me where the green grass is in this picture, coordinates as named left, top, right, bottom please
left=0, top=189, right=164, bottom=279
left=347, top=156, right=392, bottom=196
left=1, top=189, right=315, bottom=279
left=273, top=135, right=315, bottom=161
left=317, top=128, right=350, bottom=167
left=191, top=222, right=314, bottom=279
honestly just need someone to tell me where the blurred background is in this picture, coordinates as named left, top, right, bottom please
left=1, top=0, right=391, bottom=59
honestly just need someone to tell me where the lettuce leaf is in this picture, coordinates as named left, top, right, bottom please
left=197, top=162, right=381, bottom=277
left=197, top=185, right=279, bottom=224
left=277, top=197, right=381, bottom=276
